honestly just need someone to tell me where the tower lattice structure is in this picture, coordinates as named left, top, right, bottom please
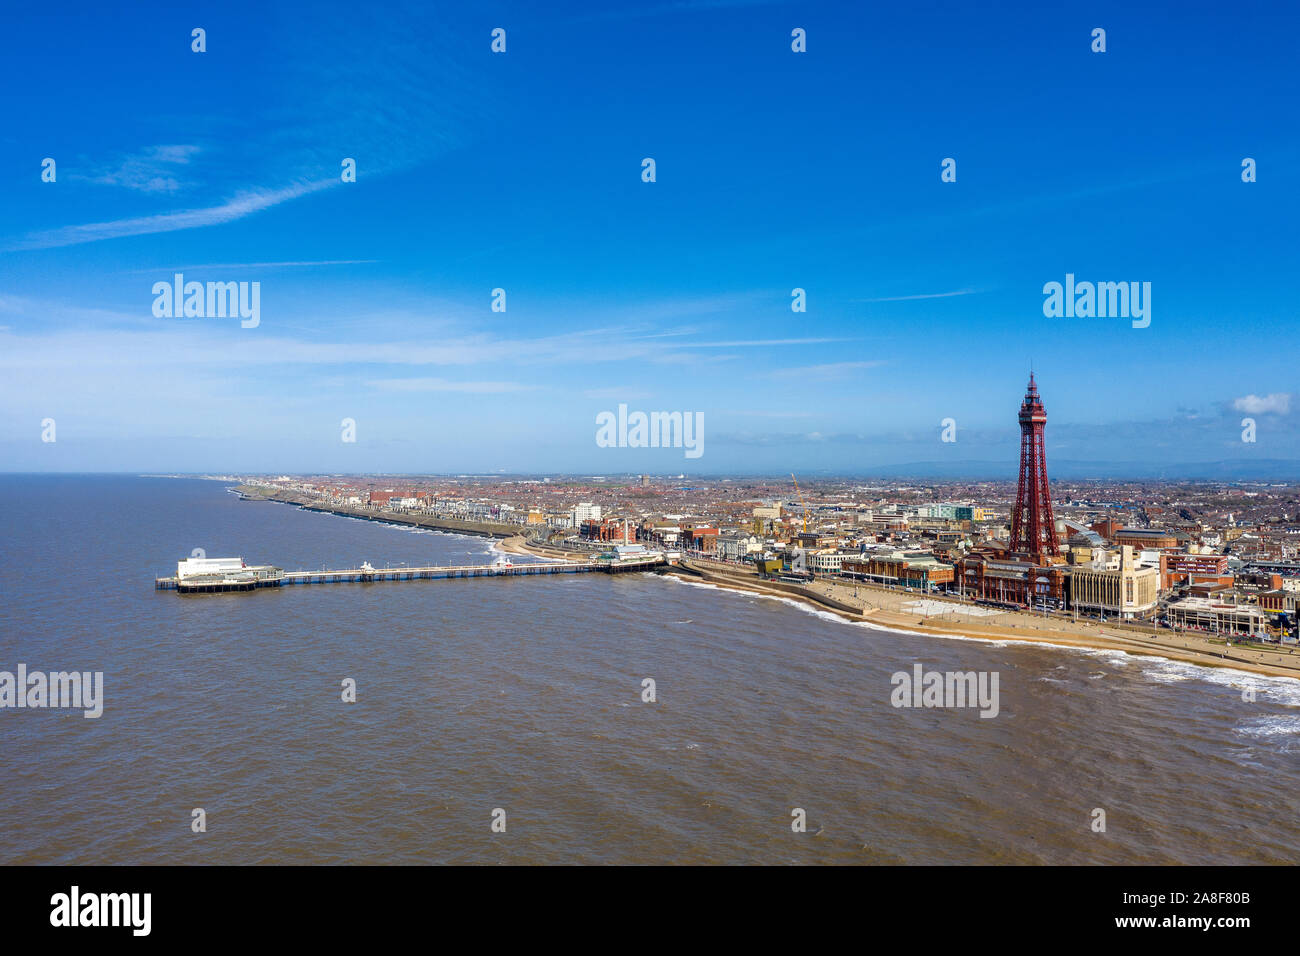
left=1009, top=374, right=1059, bottom=557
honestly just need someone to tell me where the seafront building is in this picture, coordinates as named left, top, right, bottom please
left=955, top=549, right=1066, bottom=606
left=842, top=552, right=955, bottom=590
left=1165, top=596, right=1269, bottom=634
left=1065, top=546, right=1160, bottom=619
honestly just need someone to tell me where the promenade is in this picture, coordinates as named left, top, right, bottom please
left=663, top=554, right=1300, bottom=682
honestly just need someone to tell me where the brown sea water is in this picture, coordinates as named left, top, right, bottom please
left=1, top=476, right=1298, bottom=865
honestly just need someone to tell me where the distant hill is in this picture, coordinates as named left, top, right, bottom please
left=852, top=459, right=1300, bottom=481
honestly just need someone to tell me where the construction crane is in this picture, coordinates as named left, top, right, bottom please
left=790, top=473, right=808, bottom=533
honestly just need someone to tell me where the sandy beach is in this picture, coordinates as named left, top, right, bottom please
left=501, top=537, right=1300, bottom=683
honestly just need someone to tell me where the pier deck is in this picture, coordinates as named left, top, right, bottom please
left=155, top=555, right=664, bottom=592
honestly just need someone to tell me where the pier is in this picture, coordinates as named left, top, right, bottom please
left=154, top=554, right=665, bottom=593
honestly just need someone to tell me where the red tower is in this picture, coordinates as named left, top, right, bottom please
left=1010, top=374, right=1059, bottom=556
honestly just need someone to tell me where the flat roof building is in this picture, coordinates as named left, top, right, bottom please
left=1066, top=547, right=1159, bottom=619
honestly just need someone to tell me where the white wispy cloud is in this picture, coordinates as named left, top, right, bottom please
left=771, top=360, right=885, bottom=378
left=690, top=338, right=844, bottom=348
left=856, top=288, right=982, bottom=303
left=125, top=260, right=379, bottom=273
left=367, top=378, right=538, bottom=394
left=584, top=387, right=655, bottom=400
left=7, top=13, right=480, bottom=254
left=1232, top=393, right=1291, bottom=415
left=8, top=180, right=336, bottom=251
left=605, top=292, right=769, bottom=323
left=0, top=312, right=848, bottom=374
left=82, top=144, right=202, bottom=194
left=0, top=286, right=852, bottom=380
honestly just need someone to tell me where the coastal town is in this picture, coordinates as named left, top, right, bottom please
left=215, top=377, right=1300, bottom=655
left=229, top=469, right=1300, bottom=637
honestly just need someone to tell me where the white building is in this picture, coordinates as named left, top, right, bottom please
left=717, top=534, right=761, bottom=561
left=809, top=550, right=848, bottom=574
left=177, top=556, right=245, bottom=579
left=653, top=525, right=682, bottom=545
left=571, top=502, right=602, bottom=524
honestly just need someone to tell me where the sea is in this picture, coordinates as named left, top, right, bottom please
left=2, top=475, right=1298, bottom=865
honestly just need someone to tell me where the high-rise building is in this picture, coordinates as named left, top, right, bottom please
left=1010, top=374, right=1059, bottom=557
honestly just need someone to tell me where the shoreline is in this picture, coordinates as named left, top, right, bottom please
left=499, top=536, right=1300, bottom=684
left=233, top=489, right=1300, bottom=685
left=235, top=485, right=521, bottom=539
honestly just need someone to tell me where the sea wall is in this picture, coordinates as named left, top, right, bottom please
left=673, top=560, right=866, bottom=620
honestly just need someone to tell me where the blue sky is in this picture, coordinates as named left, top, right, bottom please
left=2, top=0, right=1298, bottom=475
